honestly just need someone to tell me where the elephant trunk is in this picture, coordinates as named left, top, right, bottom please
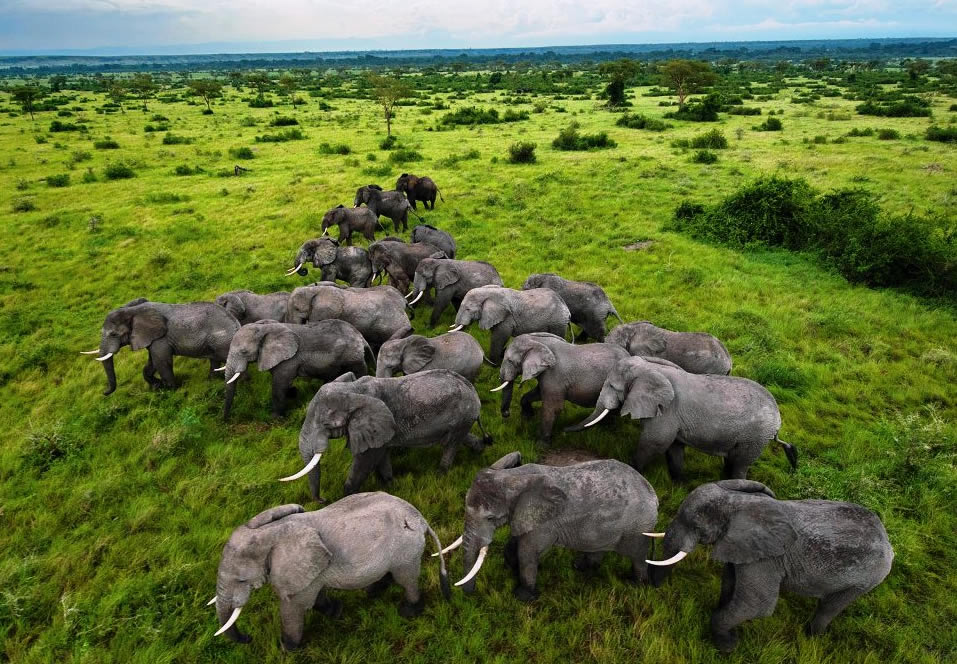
left=101, top=354, right=117, bottom=396
left=214, top=599, right=247, bottom=642
left=648, top=525, right=697, bottom=587
left=499, top=381, right=515, bottom=418
left=459, top=520, right=494, bottom=594
left=412, top=273, right=428, bottom=296
left=223, top=379, right=238, bottom=420
left=375, top=363, right=394, bottom=378
left=293, top=423, right=330, bottom=503
left=565, top=388, right=620, bottom=432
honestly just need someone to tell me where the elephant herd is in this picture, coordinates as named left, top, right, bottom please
left=80, top=174, right=893, bottom=653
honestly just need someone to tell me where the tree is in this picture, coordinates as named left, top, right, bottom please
left=11, top=85, right=42, bottom=120
left=906, top=58, right=930, bottom=82
left=48, top=75, right=68, bottom=93
left=598, top=58, right=642, bottom=108
left=188, top=78, right=222, bottom=112
left=246, top=72, right=271, bottom=99
left=107, top=81, right=128, bottom=113
left=278, top=74, right=300, bottom=109
left=658, top=59, right=717, bottom=108
left=129, top=73, right=157, bottom=111
left=367, top=73, right=412, bottom=136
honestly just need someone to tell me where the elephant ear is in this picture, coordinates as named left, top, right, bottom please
left=402, top=337, right=435, bottom=373
left=245, top=504, right=305, bottom=529
left=521, top=342, right=556, bottom=382
left=333, top=372, right=357, bottom=383
left=479, top=298, right=508, bottom=331
left=219, top=294, right=245, bottom=318
left=711, top=499, right=797, bottom=564
left=347, top=394, right=396, bottom=455
left=489, top=451, right=522, bottom=470
left=434, top=265, right=460, bottom=290
left=259, top=325, right=299, bottom=372
left=628, top=326, right=667, bottom=356
left=130, top=309, right=168, bottom=350
left=123, top=297, right=149, bottom=308
left=621, top=365, right=675, bottom=419
left=269, top=525, right=333, bottom=600
left=510, top=479, right=568, bottom=537
left=714, top=479, right=777, bottom=499
left=315, top=240, right=338, bottom=266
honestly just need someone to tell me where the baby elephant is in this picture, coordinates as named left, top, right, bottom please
left=222, top=319, right=375, bottom=418
left=522, top=273, right=622, bottom=342
left=321, top=204, right=381, bottom=245
left=453, top=452, right=658, bottom=602
left=607, top=321, right=732, bottom=375
left=215, top=290, right=290, bottom=325
left=409, top=258, right=504, bottom=327
left=209, top=494, right=450, bottom=652
left=646, top=480, right=894, bottom=652
left=376, top=332, right=485, bottom=383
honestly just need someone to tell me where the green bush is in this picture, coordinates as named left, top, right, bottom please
left=926, top=125, right=957, bottom=143
left=846, top=127, right=875, bottom=137
left=615, top=113, right=670, bottom=131
left=269, top=116, right=299, bottom=126
left=229, top=146, right=255, bottom=159
left=256, top=128, right=305, bottom=143
left=103, top=162, right=135, bottom=180
left=507, top=142, right=537, bottom=164
left=388, top=148, right=423, bottom=164
left=664, top=93, right=722, bottom=122
left=379, top=135, right=398, bottom=150
left=690, top=128, right=728, bottom=149
left=173, top=164, right=203, bottom=176
left=755, top=117, right=783, bottom=131
left=93, top=138, right=120, bottom=149
left=439, top=106, right=525, bottom=126
left=49, top=120, right=83, bottom=132
left=12, top=198, right=36, bottom=212
left=877, top=128, right=900, bottom=140
left=856, top=98, right=932, bottom=118
left=727, top=106, right=762, bottom=116
left=552, top=123, right=616, bottom=151
left=249, top=96, right=274, bottom=108
left=46, top=174, right=70, bottom=187
left=318, top=142, right=351, bottom=155
left=691, top=150, right=718, bottom=164
left=162, top=133, right=193, bottom=145
left=143, top=124, right=169, bottom=132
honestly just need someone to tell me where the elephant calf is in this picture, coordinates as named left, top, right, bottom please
left=215, top=289, right=290, bottom=325
left=522, top=273, right=622, bottom=342
left=646, top=480, right=893, bottom=653
left=376, top=332, right=485, bottom=383
left=494, top=332, right=629, bottom=444
left=209, top=495, right=450, bottom=651
left=286, top=237, right=372, bottom=287
left=453, top=452, right=658, bottom=602
left=607, top=321, right=732, bottom=375
left=409, top=257, right=503, bottom=327
left=321, top=204, right=381, bottom=245
left=222, top=319, right=375, bottom=419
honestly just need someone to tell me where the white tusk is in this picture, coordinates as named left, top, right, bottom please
left=226, top=373, right=241, bottom=384
left=206, top=596, right=218, bottom=606
left=454, top=545, right=488, bottom=587
left=642, top=532, right=665, bottom=538
left=79, top=348, right=101, bottom=355
left=408, top=291, right=424, bottom=305
left=448, top=324, right=464, bottom=332
left=213, top=366, right=226, bottom=372
left=646, top=550, right=688, bottom=566
left=285, top=263, right=303, bottom=275
left=489, top=381, right=511, bottom=392
left=322, top=229, right=328, bottom=236
left=405, top=290, right=414, bottom=300
left=584, top=408, right=610, bottom=428
left=432, top=535, right=463, bottom=557
left=278, top=453, right=321, bottom=482
left=95, top=352, right=114, bottom=361
left=214, top=607, right=242, bottom=637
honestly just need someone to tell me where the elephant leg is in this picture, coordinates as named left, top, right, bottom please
left=572, top=551, right=604, bottom=573
left=392, top=217, right=400, bottom=233
left=279, top=600, right=308, bottom=652
left=346, top=359, right=368, bottom=378
left=583, top=315, right=606, bottom=342
left=514, top=535, right=548, bottom=602
left=538, top=393, right=564, bottom=445
left=150, top=340, right=176, bottom=388
left=574, top=328, right=590, bottom=343
left=617, top=533, right=652, bottom=584
left=142, top=352, right=161, bottom=387
left=717, top=563, right=736, bottom=609
left=632, top=420, right=677, bottom=472
left=520, top=384, right=541, bottom=417
left=664, top=442, right=687, bottom=482
left=504, top=536, right=520, bottom=575
left=343, top=451, right=381, bottom=495
left=270, top=369, right=295, bottom=417
left=488, top=329, right=508, bottom=365
left=710, top=565, right=781, bottom=653
left=207, top=358, right=218, bottom=379
left=363, top=227, right=375, bottom=242
left=723, top=445, right=760, bottom=480
left=807, top=588, right=863, bottom=636
left=365, top=572, right=393, bottom=597
left=401, top=213, right=408, bottom=232
left=438, top=433, right=460, bottom=472
left=430, top=289, right=454, bottom=327
left=375, top=451, right=393, bottom=485
left=313, top=590, right=343, bottom=619
left=393, top=561, right=424, bottom=618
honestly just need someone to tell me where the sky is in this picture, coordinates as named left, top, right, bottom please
left=0, top=0, right=954, bottom=55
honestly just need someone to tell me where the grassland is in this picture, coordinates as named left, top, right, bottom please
left=0, top=75, right=955, bottom=664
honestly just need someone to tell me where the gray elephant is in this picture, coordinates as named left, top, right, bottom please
left=215, top=289, right=290, bottom=325
left=493, top=333, right=629, bottom=444
left=289, top=370, right=491, bottom=501
left=567, top=356, right=798, bottom=481
left=396, top=173, right=443, bottom=210
left=451, top=286, right=571, bottom=365
left=286, top=282, right=412, bottom=351
left=222, top=319, right=375, bottom=419
left=410, top=224, right=456, bottom=259
left=209, top=494, right=450, bottom=651
left=521, top=273, right=622, bottom=341
left=607, top=321, right=732, bottom=375
left=453, top=452, right=658, bottom=602
left=320, top=204, right=381, bottom=245
left=409, top=257, right=503, bottom=327
left=376, top=332, right=484, bottom=383
left=354, top=184, right=420, bottom=233
left=645, top=480, right=893, bottom=653
left=80, top=298, right=239, bottom=398
left=285, top=237, right=372, bottom=287
left=368, top=239, right=445, bottom=295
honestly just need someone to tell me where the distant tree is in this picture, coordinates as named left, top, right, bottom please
left=905, top=58, right=930, bottom=81
left=11, top=85, right=42, bottom=120
left=659, top=59, right=717, bottom=108
left=48, top=75, right=68, bottom=93
left=246, top=72, right=272, bottom=99
left=278, top=74, right=300, bottom=109
left=367, top=73, right=412, bottom=136
left=936, top=59, right=957, bottom=78
left=808, top=57, right=831, bottom=72
left=599, top=58, right=641, bottom=108
left=228, top=71, right=245, bottom=90
left=130, top=73, right=157, bottom=111
left=107, top=80, right=128, bottom=112
left=188, top=78, right=222, bottom=112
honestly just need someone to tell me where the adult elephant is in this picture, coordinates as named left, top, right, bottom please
left=222, top=319, right=375, bottom=418
left=521, top=273, right=622, bottom=342
left=566, top=356, right=798, bottom=481
left=285, top=237, right=372, bottom=287
left=645, top=480, right=893, bottom=653
left=396, top=174, right=443, bottom=210
left=320, top=205, right=381, bottom=245
left=287, top=371, right=491, bottom=501
left=208, top=495, right=450, bottom=651
left=606, top=321, right=732, bottom=375
left=452, top=452, right=658, bottom=601
left=354, top=185, right=420, bottom=233
left=450, top=286, right=571, bottom=365
left=376, top=332, right=484, bottom=383
left=368, top=239, right=445, bottom=295
left=410, top=224, right=456, bottom=259
left=492, top=332, right=629, bottom=444
left=80, top=298, right=239, bottom=398
left=286, top=282, right=412, bottom=351
left=215, top=290, right=289, bottom=325
left=408, top=258, right=502, bottom=327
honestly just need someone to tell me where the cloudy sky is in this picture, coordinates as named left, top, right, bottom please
left=1, top=0, right=954, bottom=55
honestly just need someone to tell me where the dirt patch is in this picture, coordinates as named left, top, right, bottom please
left=623, top=240, right=655, bottom=252
left=922, top=163, right=945, bottom=173
left=538, top=448, right=603, bottom=467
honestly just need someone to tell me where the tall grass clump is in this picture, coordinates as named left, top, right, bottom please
left=552, top=123, right=616, bottom=151
left=690, top=128, right=728, bottom=149
left=228, top=146, right=255, bottom=159
left=615, top=113, right=670, bottom=131
left=45, top=174, right=70, bottom=187
left=507, top=142, right=537, bottom=163
left=318, top=142, right=351, bottom=155
left=255, top=128, right=305, bottom=143
left=269, top=116, right=299, bottom=126
left=162, top=133, right=193, bottom=145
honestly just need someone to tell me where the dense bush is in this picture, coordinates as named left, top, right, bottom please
left=93, top=138, right=120, bottom=149
left=856, top=97, right=932, bottom=117
left=49, top=120, right=83, bottom=132
left=664, top=93, right=722, bottom=122
left=103, top=162, right=135, bottom=180
left=552, top=123, right=616, bottom=151
left=46, top=174, right=70, bottom=187
left=173, top=164, right=203, bottom=176
left=755, top=117, right=783, bottom=131
left=439, top=106, right=527, bottom=127
left=229, top=146, right=255, bottom=159
left=269, top=116, right=299, bottom=126
left=379, top=135, right=398, bottom=150
left=877, top=128, right=901, bottom=140
left=318, top=142, right=351, bottom=155
left=727, top=106, right=762, bottom=116
left=846, top=127, right=875, bottom=137
left=925, top=125, right=957, bottom=143
left=507, top=142, right=537, bottom=164
left=248, top=97, right=274, bottom=108
left=256, top=128, right=305, bottom=143
left=691, top=150, right=718, bottom=164
left=162, top=133, right=193, bottom=145
left=12, top=198, right=36, bottom=212
left=143, top=124, right=169, bottom=132
left=690, top=128, right=728, bottom=149
left=615, top=113, right=670, bottom=131
left=388, top=148, right=423, bottom=163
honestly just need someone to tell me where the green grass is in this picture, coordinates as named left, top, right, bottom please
left=0, top=79, right=955, bottom=664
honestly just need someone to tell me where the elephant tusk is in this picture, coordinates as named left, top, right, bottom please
left=213, top=366, right=226, bottom=372
left=646, top=550, right=688, bottom=566
left=432, top=535, right=462, bottom=557
left=95, top=352, right=114, bottom=362
left=207, top=596, right=218, bottom=606
left=489, top=381, right=511, bottom=393
left=408, top=291, right=424, bottom=305
left=405, top=290, right=415, bottom=300
left=448, top=324, right=464, bottom=332
left=226, top=373, right=242, bottom=384
left=584, top=408, right=610, bottom=428
left=642, top=532, right=665, bottom=538
left=278, top=453, right=321, bottom=482
left=454, top=545, right=488, bottom=587
left=214, top=607, right=242, bottom=637
left=322, top=229, right=328, bottom=236
left=79, top=348, right=101, bottom=355
left=285, top=263, right=304, bottom=276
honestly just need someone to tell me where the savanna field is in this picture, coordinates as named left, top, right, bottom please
left=0, top=68, right=955, bottom=663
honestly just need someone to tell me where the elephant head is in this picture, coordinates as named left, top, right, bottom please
left=286, top=238, right=338, bottom=277
left=395, top=173, right=418, bottom=194
left=215, top=291, right=248, bottom=321
left=81, top=298, right=162, bottom=395
left=224, top=322, right=298, bottom=384
left=210, top=504, right=332, bottom=642
left=353, top=184, right=382, bottom=208
left=605, top=322, right=665, bottom=356
left=491, top=334, right=558, bottom=416
left=368, top=240, right=407, bottom=286
left=645, top=480, right=796, bottom=586
left=286, top=285, right=343, bottom=325
left=375, top=336, right=434, bottom=378
left=520, top=273, right=550, bottom=290
left=409, top=224, right=436, bottom=244
left=566, top=356, right=676, bottom=431
left=451, top=286, right=507, bottom=333
left=409, top=257, right=450, bottom=304
left=320, top=205, right=347, bottom=236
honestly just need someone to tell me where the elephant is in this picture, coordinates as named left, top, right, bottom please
left=453, top=451, right=658, bottom=602
left=606, top=321, right=732, bottom=375
left=80, top=298, right=239, bottom=399
left=209, top=494, right=450, bottom=651
left=376, top=332, right=484, bottom=383
left=286, top=237, right=372, bottom=287
left=493, top=333, right=630, bottom=444
left=354, top=184, right=421, bottom=233
left=286, top=282, right=413, bottom=351
left=320, top=204, right=381, bottom=245
left=395, top=173, right=443, bottom=210
left=368, top=239, right=445, bottom=295
left=215, top=289, right=290, bottom=325
left=410, top=224, right=456, bottom=259
left=289, top=370, right=491, bottom=501
left=409, top=257, right=503, bottom=327
left=222, top=319, right=375, bottom=419
left=521, top=273, right=623, bottom=342
left=567, top=356, right=798, bottom=481
left=644, top=480, right=894, bottom=653
left=451, top=286, right=572, bottom=365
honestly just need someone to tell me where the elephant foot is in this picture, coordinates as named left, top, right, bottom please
left=513, top=585, right=539, bottom=603
left=225, top=629, right=252, bottom=645
left=314, top=597, right=343, bottom=619
left=280, top=634, right=302, bottom=652
left=285, top=386, right=298, bottom=398
left=622, top=568, right=649, bottom=586
left=805, top=621, right=828, bottom=637
left=710, top=629, right=738, bottom=654
left=521, top=406, right=535, bottom=418
left=398, top=598, right=425, bottom=618
left=535, top=437, right=552, bottom=449
left=501, top=409, right=511, bottom=419
left=503, top=540, right=520, bottom=573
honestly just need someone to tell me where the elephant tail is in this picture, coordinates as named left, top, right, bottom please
left=363, top=340, right=377, bottom=372
left=775, top=436, right=798, bottom=471
left=476, top=415, right=493, bottom=446
left=426, top=525, right=451, bottom=600
left=436, top=186, right=445, bottom=202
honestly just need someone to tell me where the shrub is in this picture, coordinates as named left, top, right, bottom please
left=162, top=133, right=193, bottom=145
left=856, top=98, right=932, bottom=118
left=318, top=142, right=351, bottom=155
left=379, top=135, right=398, bottom=150
left=755, top=117, right=783, bottom=131
left=12, top=198, right=36, bottom=212
left=926, top=125, right=957, bottom=143
left=690, top=128, right=728, bottom=149
left=691, top=150, right=718, bottom=164
left=143, top=123, right=169, bottom=132
left=239, top=116, right=258, bottom=127
left=256, top=128, right=305, bottom=143
left=173, top=164, right=203, bottom=176
left=229, top=146, right=255, bottom=159
left=49, top=120, right=83, bottom=132
left=435, top=149, right=481, bottom=168
left=440, top=106, right=506, bottom=126
left=727, top=106, right=762, bottom=116
left=664, top=93, right=722, bottom=122
left=82, top=168, right=97, bottom=183
left=502, top=109, right=530, bottom=122
left=249, top=96, right=274, bottom=108
left=70, top=150, right=92, bottom=163
left=388, top=148, right=423, bottom=164
left=151, top=114, right=169, bottom=122
left=615, top=113, right=670, bottom=131
left=846, top=127, right=875, bottom=137
left=104, top=162, right=135, bottom=180
left=93, top=138, right=120, bottom=149
left=269, top=116, right=299, bottom=126
left=46, top=174, right=70, bottom=187
left=507, top=142, right=537, bottom=164
left=552, top=123, right=616, bottom=151
left=877, top=128, right=900, bottom=140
